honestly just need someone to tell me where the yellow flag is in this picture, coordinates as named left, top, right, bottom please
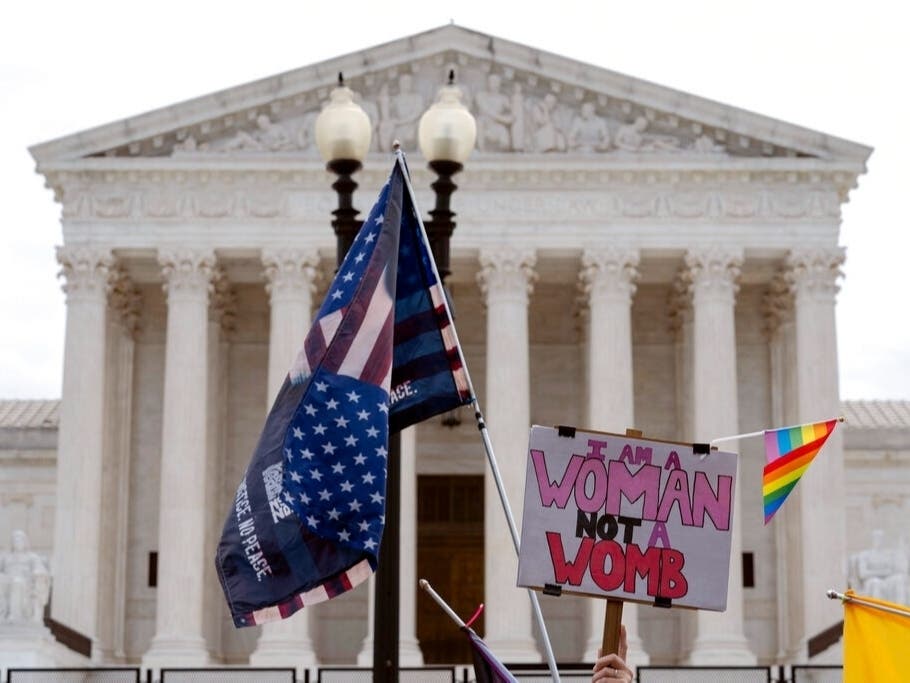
left=843, top=590, right=910, bottom=682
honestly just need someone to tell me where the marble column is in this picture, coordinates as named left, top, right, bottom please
left=356, top=426, right=423, bottom=666
left=763, top=274, right=802, bottom=662
left=143, top=248, right=215, bottom=668
left=477, top=247, right=539, bottom=662
left=261, top=248, right=321, bottom=404
left=52, top=245, right=112, bottom=643
left=398, top=426, right=424, bottom=665
left=252, top=248, right=321, bottom=670
left=578, top=248, right=649, bottom=665
left=785, top=248, right=847, bottom=661
left=683, top=247, right=756, bottom=665
left=96, top=268, right=141, bottom=662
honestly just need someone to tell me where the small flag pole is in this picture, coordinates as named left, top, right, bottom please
left=420, top=579, right=467, bottom=627
left=827, top=589, right=910, bottom=619
left=711, top=416, right=845, bottom=446
left=397, top=151, right=562, bottom=683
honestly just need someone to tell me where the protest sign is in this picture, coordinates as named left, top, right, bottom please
left=517, top=425, right=737, bottom=611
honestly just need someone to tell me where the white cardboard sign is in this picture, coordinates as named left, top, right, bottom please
left=517, top=425, right=737, bottom=611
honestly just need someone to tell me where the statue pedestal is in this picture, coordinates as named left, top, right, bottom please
left=0, top=624, right=53, bottom=662
left=0, top=623, right=93, bottom=676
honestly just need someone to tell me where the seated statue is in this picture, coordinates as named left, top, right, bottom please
left=568, top=102, right=610, bottom=153
left=0, top=530, right=50, bottom=623
left=848, top=529, right=908, bottom=605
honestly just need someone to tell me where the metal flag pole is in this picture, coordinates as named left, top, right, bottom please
left=827, top=589, right=910, bottom=619
left=711, top=416, right=845, bottom=446
left=396, top=151, right=562, bottom=682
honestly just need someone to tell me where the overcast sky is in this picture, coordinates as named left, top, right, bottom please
left=2, top=0, right=907, bottom=401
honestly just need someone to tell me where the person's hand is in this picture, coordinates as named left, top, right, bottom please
left=592, top=624, right=633, bottom=682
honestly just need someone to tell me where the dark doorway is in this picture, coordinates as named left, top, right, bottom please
left=417, top=474, right=484, bottom=664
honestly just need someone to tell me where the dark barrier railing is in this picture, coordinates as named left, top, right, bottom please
left=4, top=663, right=846, bottom=683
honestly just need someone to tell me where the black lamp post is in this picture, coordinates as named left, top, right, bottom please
left=317, top=71, right=475, bottom=683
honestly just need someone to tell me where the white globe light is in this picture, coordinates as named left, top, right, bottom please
left=315, top=84, right=372, bottom=163
left=418, top=83, right=477, bottom=164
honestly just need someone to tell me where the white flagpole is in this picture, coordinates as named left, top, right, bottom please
left=827, top=589, right=910, bottom=619
left=396, top=151, right=562, bottom=682
left=711, top=416, right=845, bottom=446
left=420, top=579, right=467, bottom=628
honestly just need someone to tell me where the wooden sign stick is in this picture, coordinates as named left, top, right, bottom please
left=600, top=428, right=641, bottom=656
left=601, top=598, right=624, bottom=656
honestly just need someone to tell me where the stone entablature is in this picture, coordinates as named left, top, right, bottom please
left=45, top=164, right=850, bottom=245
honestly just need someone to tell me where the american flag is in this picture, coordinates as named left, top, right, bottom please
left=216, top=158, right=471, bottom=627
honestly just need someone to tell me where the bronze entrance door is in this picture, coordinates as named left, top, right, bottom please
left=416, top=474, right=485, bottom=664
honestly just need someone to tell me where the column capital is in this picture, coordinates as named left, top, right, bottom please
left=667, top=270, right=692, bottom=336
left=578, top=247, right=640, bottom=306
left=262, top=248, right=323, bottom=303
left=761, top=272, right=794, bottom=339
left=109, top=266, right=142, bottom=337
left=785, top=247, right=845, bottom=301
left=158, top=248, right=215, bottom=301
left=477, top=247, right=537, bottom=305
left=56, top=244, right=113, bottom=302
left=684, top=246, right=743, bottom=305
left=211, top=267, right=237, bottom=334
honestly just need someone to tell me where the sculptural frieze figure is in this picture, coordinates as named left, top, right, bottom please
left=567, top=101, right=610, bottom=153
left=531, top=93, right=567, bottom=153
left=848, top=529, right=909, bottom=605
left=223, top=114, right=293, bottom=152
left=475, top=73, right=517, bottom=152
left=614, top=116, right=680, bottom=153
left=377, top=74, right=425, bottom=152
left=692, top=133, right=726, bottom=154
left=0, top=530, right=51, bottom=624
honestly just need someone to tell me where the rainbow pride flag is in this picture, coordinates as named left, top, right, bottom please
left=762, top=419, right=838, bottom=524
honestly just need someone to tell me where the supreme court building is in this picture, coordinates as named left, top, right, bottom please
left=7, top=23, right=910, bottom=673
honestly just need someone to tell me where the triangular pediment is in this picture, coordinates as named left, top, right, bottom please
left=30, top=24, right=870, bottom=165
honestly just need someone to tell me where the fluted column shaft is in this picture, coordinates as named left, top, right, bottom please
left=356, top=428, right=422, bottom=667
left=579, top=248, right=648, bottom=665
left=685, top=247, right=755, bottom=665
left=763, top=276, right=801, bottom=661
left=143, top=249, right=215, bottom=667
left=252, top=249, right=321, bottom=671
left=398, top=426, right=424, bottom=665
left=477, top=248, right=539, bottom=662
left=262, top=248, right=321, bottom=403
left=786, top=248, right=847, bottom=659
left=52, top=246, right=112, bottom=642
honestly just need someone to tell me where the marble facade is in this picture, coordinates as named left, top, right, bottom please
left=6, top=23, right=892, bottom=672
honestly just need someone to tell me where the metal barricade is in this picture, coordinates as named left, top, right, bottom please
left=8, top=669, right=140, bottom=683
left=316, top=666, right=456, bottom=682
left=159, top=669, right=295, bottom=683
left=636, top=666, right=773, bottom=682
left=790, top=665, right=843, bottom=683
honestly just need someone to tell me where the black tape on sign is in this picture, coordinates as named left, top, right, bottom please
left=557, top=425, right=576, bottom=438
left=543, top=583, right=563, bottom=597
